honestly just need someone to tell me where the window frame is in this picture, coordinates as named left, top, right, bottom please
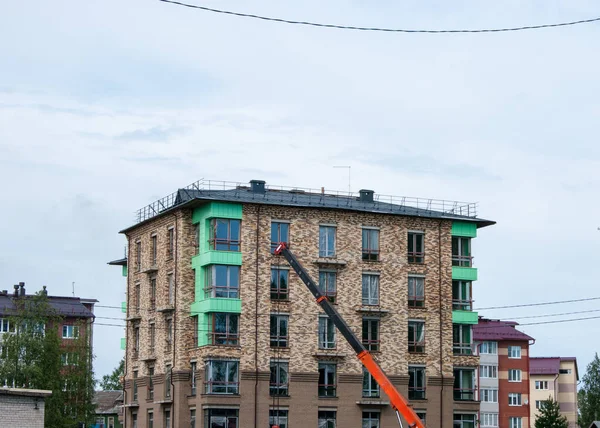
left=452, top=280, right=472, bottom=311
left=362, top=228, right=380, bottom=261
left=270, top=268, right=289, bottom=301
left=407, top=232, right=425, bottom=264
left=167, top=227, right=174, bottom=259
left=269, top=360, right=289, bottom=397
left=205, top=360, right=240, bottom=394
left=408, top=320, right=425, bottom=353
left=205, top=265, right=240, bottom=299
left=362, top=368, right=380, bottom=398
left=535, top=380, right=549, bottom=390
left=508, top=369, right=522, bottom=382
left=318, top=315, right=336, bottom=349
left=167, top=273, right=175, bottom=305
left=319, top=225, right=337, bottom=258
left=480, top=388, right=498, bottom=403
left=479, top=365, right=498, bottom=379
left=362, top=318, right=380, bottom=352
left=206, top=409, right=238, bottom=428
left=452, top=324, right=472, bottom=355
left=452, top=236, right=472, bottom=267
left=210, top=218, right=241, bottom=252
left=269, top=409, right=288, bottom=428
left=408, top=276, right=425, bottom=308
left=148, top=366, right=154, bottom=400
left=318, top=270, right=337, bottom=303
left=149, top=323, right=156, bottom=354
left=62, top=325, right=80, bottom=339
left=151, top=234, right=157, bottom=266
left=165, top=318, right=173, bottom=351
left=149, top=276, right=157, bottom=310
left=318, top=362, right=337, bottom=397
left=135, top=240, right=142, bottom=272
left=453, top=368, right=475, bottom=401
left=408, top=366, right=426, bottom=400
left=318, top=410, right=336, bottom=428
left=270, top=221, right=289, bottom=253
left=479, top=341, right=498, bottom=355
left=509, top=417, right=522, bottom=428
left=508, top=393, right=522, bottom=406
left=270, top=314, right=289, bottom=348
left=210, top=313, right=239, bottom=346
left=508, top=345, right=522, bottom=359
left=480, top=413, right=498, bottom=428
left=361, top=274, right=380, bottom=306
left=362, top=411, right=380, bottom=428
left=190, top=362, right=197, bottom=396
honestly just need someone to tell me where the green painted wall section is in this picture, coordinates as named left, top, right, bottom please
left=452, top=266, right=478, bottom=281
left=120, top=338, right=126, bottom=350
left=122, top=265, right=127, bottom=277
left=93, top=414, right=123, bottom=428
left=451, top=221, right=478, bottom=238
left=191, top=202, right=243, bottom=348
left=121, top=301, right=127, bottom=313
left=453, top=310, right=479, bottom=325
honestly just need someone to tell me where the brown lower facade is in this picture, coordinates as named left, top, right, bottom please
left=124, top=371, right=480, bottom=428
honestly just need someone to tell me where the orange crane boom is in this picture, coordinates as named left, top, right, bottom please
left=273, top=242, right=425, bottom=428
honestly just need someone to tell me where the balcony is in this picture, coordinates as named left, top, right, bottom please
left=453, top=342, right=473, bottom=356
left=454, top=388, right=476, bottom=401
left=452, top=299, right=472, bottom=311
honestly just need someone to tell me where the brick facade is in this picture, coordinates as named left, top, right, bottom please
left=0, top=388, right=51, bottom=428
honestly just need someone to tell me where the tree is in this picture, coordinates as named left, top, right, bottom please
left=535, top=397, right=568, bottom=428
left=579, top=353, right=600, bottom=428
left=98, top=358, right=124, bottom=391
left=0, top=292, right=96, bottom=428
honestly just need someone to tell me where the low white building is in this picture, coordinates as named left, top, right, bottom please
left=0, top=387, right=52, bottom=428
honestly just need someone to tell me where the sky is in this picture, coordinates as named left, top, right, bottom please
left=1, top=0, right=599, bottom=381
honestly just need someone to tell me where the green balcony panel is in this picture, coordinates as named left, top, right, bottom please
left=190, top=298, right=242, bottom=316
left=452, top=266, right=478, bottom=281
left=122, top=265, right=128, bottom=277
left=192, top=251, right=243, bottom=268
left=121, top=301, right=127, bottom=313
left=453, top=310, right=479, bottom=325
left=120, top=338, right=126, bottom=350
left=192, top=202, right=243, bottom=224
left=451, top=221, right=477, bottom=238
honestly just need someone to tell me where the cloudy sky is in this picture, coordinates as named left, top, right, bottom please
left=1, top=0, right=599, bottom=380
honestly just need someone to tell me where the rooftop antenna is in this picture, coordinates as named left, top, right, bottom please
left=333, top=166, right=351, bottom=193
left=72, top=281, right=75, bottom=297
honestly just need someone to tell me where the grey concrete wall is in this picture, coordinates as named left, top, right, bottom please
left=0, top=394, right=46, bottom=428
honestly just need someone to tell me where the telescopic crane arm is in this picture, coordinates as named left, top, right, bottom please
left=273, top=243, right=425, bottom=428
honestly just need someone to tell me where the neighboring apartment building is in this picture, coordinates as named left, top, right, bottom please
left=473, top=318, right=535, bottom=428
left=529, top=357, right=578, bottom=428
left=112, top=179, right=494, bottom=428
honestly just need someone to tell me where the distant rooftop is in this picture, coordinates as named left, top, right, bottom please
left=530, top=356, right=579, bottom=379
left=473, top=318, right=534, bottom=342
left=93, top=390, right=123, bottom=415
left=124, top=178, right=494, bottom=232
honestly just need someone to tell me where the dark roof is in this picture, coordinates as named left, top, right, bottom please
left=0, top=295, right=95, bottom=319
left=121, top=182, right=495, bottom=233
left=530, top=357, right=561, bottom=375
left=107, top=258, right=127, bottom=266
left=93, top=391, right=123, bottom=414
left=473, top=318, right=534, bottom=342
left=589, top=422, right=600, bottom=428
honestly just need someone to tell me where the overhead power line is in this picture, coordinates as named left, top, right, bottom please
left=476, top=296, right=600, bottom=311
left=158, top=0, right=600, bottom=34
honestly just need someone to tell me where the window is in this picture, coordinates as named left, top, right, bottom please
left=479, top=341, right=497, bottom=355
left=452, top=280, right=472, bottom=311
left=150, top=276, right=157, bottom=310
left=132, top=413, right=138, bottom=428
left=452, top=237, right=472, bottom=267
left=133, top=370, right=138, bottom=401
left=206, top=265, right=240, bottom=299
left=61, top=352, right=79, bottom=366
left=362, top=318, right=379, bottom=351
left=452, top=324, right=472, bottom=355
left=205, top=360, right=239, bottom=394
left=479, top=365, right=498, bottom=379
left=190, top=362, right=197, bottom=396
left=480, top=388, right=498, bottom=403
left=134, top=326, right=140, bottom=357
left=190, top=409, right=196, bottom=428
left=206, top=409, right=238, bottom=428
left=408, top=232, right=424, bottom=263
left=149, top=323, right=156, bottom=354
left=269, top=361, right=289, bottom=396
left=136, top=241, right=142, bottom=272
left=453, top=368, right=475, bottom=401
left=362, top=368, right=380, bottom=398
left=453, top=414, right=476, bottom=428
left=164, top=410, right=171, bottom=428
left=535, top=400, right=547, bottom=410
left=193, top=316, right=199, bottom=347
left=147, top=411, right=154, bottom=428
left=269, top=410, right=288, bottom=428
left=362, top=228, right=379, bottom=261
left=167, top=274, right=175, bottom=305
left=480, top=413, right=498, bottom=427
left=318, top=316, right=336, bottom=349
left=167, top=227, right=174, bottom=259
left=362, top=412, right=380, bottom=428
left=319, top=226, right=336, bottom=257
left=134, top=283, right=141, bottom=314
left=62, top=325, right=80, bottom=339
left=509, top=417, right=522, bottom=428
left=318, top=362, right=336, bottom=397
left=270, top=268, right=289, bottom=300
left=319, top=271, right=337, bottom=303
left=535, top=380, right=549, bottom=390
left=508, top=369, right=522, bottom=382
left=408, top=276, right=425, bottom=307
left=151, top=234, right=157, bottom=266
left=0, top=318, right=14, bottom=333
left=271, top=221, right=289, bottom=253
left=508, top=346, right=521, bottom=359
left=148, top=366, right=154, bottom=400
left=210, top=313, right=239, bottom=345
left=108, top=417, right=115, bottom=428
left=408, top=366, right=426, bottom=400
left=559, top=368, right=572, bottom=374
left=508, top=393, right=522, bottom=406
left=318, top=411, right=336, bottom=428
left=408, top=320, right=425, bottom=353
left=165, top=365, right=172, bottom=398
left=416, top=413, right=426, bottom=426
left=361, top=274, right=379, bottom=305
left=210, top=218, right=241, bottom=251
left=166, top=319, right=173, bottom=350
left=270, top=314, right=289, bottom=348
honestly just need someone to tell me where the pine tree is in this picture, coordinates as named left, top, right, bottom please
left=579, top=353, right=600, bottom=428
left=535, top=397, right=568, bottom=428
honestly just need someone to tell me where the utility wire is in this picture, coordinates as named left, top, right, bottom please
left=475, top=296, right=600, bottom=311
left=158, top=0, right=600, bottom=34
left=508, top=308, right=600, bottom=320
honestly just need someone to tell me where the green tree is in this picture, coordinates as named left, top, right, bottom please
left=535, top=397, right=568, bottom=428
left=0, top=292, right=96, bottom=428
left=579, top=353, right=600, bottom=428
left=98, top=358, right=124, bottom=391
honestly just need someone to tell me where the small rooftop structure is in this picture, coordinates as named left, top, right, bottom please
left=0, top=387, right=52, bottom=398
left=473, top=318, right=535, bottom=342
left=123, top=178, right=494, bottom=233
left=530, top=356, right=579, bottom=379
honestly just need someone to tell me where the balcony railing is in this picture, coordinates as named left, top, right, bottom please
left=454, top=388, right=476, bottom=401
left=452, top=299, right=473, bottom=311
left=318, top=383, right=337, bottom=397
left=408, top=387, right=426, bottom=400
left=453, top=343, right=473, bottom=356
left=408, top=341, right=425, bottom=353
left=452, top=255, right=473, bottom=267
left=270, top=287, right=288, bottom=301
left=209, top=332, right=239, bottom=346
left=209, top=238, right=240, bottom=252
left=204, top=286, right=239, bottom=299
left=205, top=381, right=239, bottom=394
left=269, top=382, right=289, bottom=397
left=408, top=252, right=424, bottom=264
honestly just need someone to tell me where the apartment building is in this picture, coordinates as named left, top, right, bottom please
left=112, top=179, right=494, bottom=428
left=529, top=357, right=578, bottom=428
left=473, top=318, right=535, bottom=428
